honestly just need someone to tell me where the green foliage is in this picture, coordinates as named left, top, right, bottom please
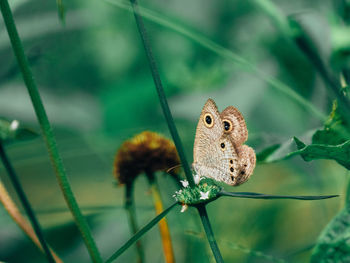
left=258, top=100, right=350, bottom=170
left=311, top=204, right=350, bottom=263
left=293, top=137, right=350, bottom=169
left=308, top=100, right=350, bottom=262
left=312, top=100, right=349, bottom=145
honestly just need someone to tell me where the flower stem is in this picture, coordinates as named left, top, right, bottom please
left=128, top=0, right=195, bottom=187
left=196, top=204, right=224, bottom=263
left=219, top=191, right=338, bottom=200
left=0, top=180, right=63, bottom=263
left=0, top=1, right=102, bottom=262
left=125, top=183, right=145, bottom=263
left=147, top=173, right=175, bottom=263
left=0, top=142, right=55, bottom=263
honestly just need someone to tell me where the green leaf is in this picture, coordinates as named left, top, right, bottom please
left=256, top=100, right=350, bottom=169
left=56, top=0, right=65, bottom=23
left=292, top=137, right=350, bottom=169
left=311, top=100, right=349, bottom=145
left=256, top=144, right=280, bottom=162
left=293, top=136, right=306, bottom=150
left=311, top=205, right=350, bottom=263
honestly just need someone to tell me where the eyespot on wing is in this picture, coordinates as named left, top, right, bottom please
left=220, top=106, right=248, bottom=145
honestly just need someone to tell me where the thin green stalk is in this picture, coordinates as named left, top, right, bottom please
left=56, top=0, right=65, bottom=23
left=106, top=202, right=178, bottom=263
left=219, top=191, right=338, bottom=200
left=107, top=0, right=327, bottom=122
left=290, top=19, right=350, bottom=122
left=0, top=180, right=63, bottom=263
left=0, top=1, right=102, bottom=262
left=0, top=142, right=55, bottom=263
left=196, top=204, right=224, bottom=263
left=125, top=183, right=145, bottom=263
left=129, top=0, right=194, bottom=187
left=128, top=1, right=225, bottom=261
left=251, top=0, right=350, bottom=122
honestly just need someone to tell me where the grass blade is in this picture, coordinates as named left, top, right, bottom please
left=105, top=202, right=178, bottom=263
left=219, top=191, right=338, bottom=200
left=106, top=0, right=326, bottom=121
left=0, top=143, right=55, bottom=263
left=0, top=180, right=63, bottom=263
left=196, top=204, right=224, bottom=263
left=0, top=1, right=102, bottom=262
left=128, top=0, right=194, bottom=187
left=56, top=0, right=65, bottom=23
left=125, top=183, right=145, bottom=263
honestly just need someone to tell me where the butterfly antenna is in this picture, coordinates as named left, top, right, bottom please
left=166, top=164, right=182, bottom=173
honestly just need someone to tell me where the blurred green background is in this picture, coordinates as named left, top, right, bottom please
left=0, top=0, right=347, bottom=262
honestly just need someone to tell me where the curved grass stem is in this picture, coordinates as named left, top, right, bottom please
left=0, top=142, right=55, bottom=263
left=107, top=0, right=327, bottom=122
left=0, top=1, right=102, bottom=262
left=128, top=0, right=195, bottom=187
left=252, top=0, right=350, bottom=121
left=0, top=180, right=63, bottom=263
left=219, top=191, right=338, bottom=200
left=106, top=202, right=178, bottom=263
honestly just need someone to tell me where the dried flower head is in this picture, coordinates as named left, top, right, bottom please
left=114, top=131, right=180, bottom=185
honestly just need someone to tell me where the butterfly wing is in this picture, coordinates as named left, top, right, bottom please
left=193, top=99, right=240, bottom=185
left=234, top=145, right=256, bottom=186
left=220, top=106, right=256, bottom=185
left=193, top=99, right=223, bottom=163
left=220, top=106, right=248, bottom=145
left=194, top=136, right=240, bottom=185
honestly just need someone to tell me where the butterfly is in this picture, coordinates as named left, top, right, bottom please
left=193, top=99, right=256, bottom=186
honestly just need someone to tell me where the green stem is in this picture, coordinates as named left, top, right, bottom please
left=219, top=191, right=338, bottom=200
left=125, top=184, right=145, bottom=263
left=106, top=202, right=178, bottom=263
left=0, top=142, right=55, bottom=263
left=290, top=19, right=350, bottom=122
left=0, top=1, right=102, bottom=262
left=128, top=2, right=224, bottom=260
left=107, top=0, right=327, bottom=122
left=196, top=204, right=224, bottom=263
left=129, top=0, right=195, bottom=187
left=251, top=0, right=349, bottom=121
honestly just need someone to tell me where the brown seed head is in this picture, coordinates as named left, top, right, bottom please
left=114, top=131, right=180, bottom=185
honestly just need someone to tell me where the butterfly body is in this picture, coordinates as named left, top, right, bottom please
left=193, top=99, right=256, bottom=186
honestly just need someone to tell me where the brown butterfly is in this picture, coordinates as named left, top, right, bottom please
left=193, top=99, right=256, bottom=186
